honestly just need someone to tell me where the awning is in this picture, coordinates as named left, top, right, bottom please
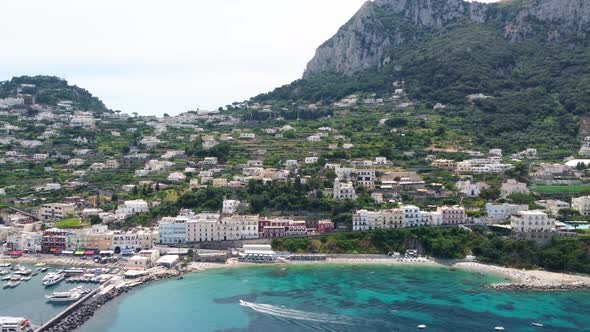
left=62, top=251, right=74, bottom=255
left=74, top=250, right=85, bottom=255
left=49, top=248, right=57, bottom=253
left=84, top=250, right=95, bottom=255
left=55, top=249, right=63, bottom=254
left=99, top=250, right=114, bottom=255
left=121, top=249, right=135, bottom=255
left=8, top=250, right=23, bottom=256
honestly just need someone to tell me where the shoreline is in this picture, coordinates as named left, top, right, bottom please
left=4, top=254, right=590, bottom=291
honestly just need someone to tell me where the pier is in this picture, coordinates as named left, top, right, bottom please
left=36, top=288, right=99, bottom=332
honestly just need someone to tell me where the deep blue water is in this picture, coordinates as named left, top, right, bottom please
left=78, top=265, right=590, bottom=332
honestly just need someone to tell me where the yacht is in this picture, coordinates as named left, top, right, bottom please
left=0, top=263, right=11, bottom=268
left=494, top=327, right=505, bottom=331
left=13, top=268, right=32, bottom=276
left=0, top=270, right=9, bottom=275
left=0, top=317, right=34, bottom=332
left=45, top=286, right=87, bottom=303
left=1, top=276, right=10, bottom=281
left=42, top=272, right=64, bottom=287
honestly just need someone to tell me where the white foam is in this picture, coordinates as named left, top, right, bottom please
left=239, top=300, right=353, bottom=325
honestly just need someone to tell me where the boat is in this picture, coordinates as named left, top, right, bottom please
left=9, top=275, right=21, bottom=281
left=34, top=263, right=47, bottom=267
left=13, top=269, right=32, bottom=276
left=0, top=263, right=11, bottom=268
left=42, top=272, right=64, bottom=287
left=494, top=327, right=505, bottom=331
left=3, top=281, right=20, bottom=288
left=531, top=323, right=544, bottom=327
left=0, top=270, right=9, bottom=275
left=418, top=324, right=427, bottom=329
left=40, top=267, right=48, bottom=272
left=20, top=276, right=31, bottom=281
left=0, top=316, right=34, bottom=332
left=1, top=276, right=10, bottom=281
left=45, top=286, right=87, bottom=303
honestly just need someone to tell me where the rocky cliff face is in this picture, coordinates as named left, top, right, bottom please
left=304, top=0, right=590, bottom=78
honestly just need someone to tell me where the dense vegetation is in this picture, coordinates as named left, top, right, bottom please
left=0, top=75, right=109, bottom=114
left=273, top=227, right=590, bottom=274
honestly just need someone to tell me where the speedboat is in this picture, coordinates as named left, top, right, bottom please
left=42, top=272, right=64, bottom=287
left=531, top=323, right=544, bottom=328
left=40, top=267, right=48, bottom=273
left=1, top=276, right=10, bottom=281
left=494, top=327, right=505, bottom=331
left=0, top=270, right=9, bottom=275
left=0, top=317, right=34, bottom=332
left=13, top=269, right=32, bottom=276
left=0, top=263, right=11, bottom=268
left=9, top=275, right=21, bottom=281
left=418, top=324, right=427, bottom=329
left=20, top=276, right=31, bottom=281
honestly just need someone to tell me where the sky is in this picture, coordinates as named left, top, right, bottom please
left=0, top=0, right=498, bottom=116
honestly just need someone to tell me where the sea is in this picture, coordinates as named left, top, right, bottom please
left=0, top=265, right=99, bottom=325
left=71, top=265, right=590, bottom=332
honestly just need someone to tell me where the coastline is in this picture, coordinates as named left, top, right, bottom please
left=4, top=254, right=590, bottom=291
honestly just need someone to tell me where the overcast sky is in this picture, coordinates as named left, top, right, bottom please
left=0, top=0, right=497, bottom=116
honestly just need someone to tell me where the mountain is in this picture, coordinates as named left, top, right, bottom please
left=304, top=0, right=590, bottom=78
left=252, top=0, right=590, bottom=154
left=0, top=75, right=109, bottom=114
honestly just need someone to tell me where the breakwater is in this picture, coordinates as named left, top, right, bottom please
left=38, top=270, right=180, bottom=332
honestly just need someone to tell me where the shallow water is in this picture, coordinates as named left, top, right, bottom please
left=79, top=264, right=590, bottom=332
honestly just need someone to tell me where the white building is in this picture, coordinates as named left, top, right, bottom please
left=572, top=196, right=590, bottom=216
left=333, top=179, right=357, bottom=201
left=116, top=200, right=149, bottom=219
left=222, top=199, right=241, bottom=215
left=485, top=203, right=529, bottom=221
left=305, top=157, right=319, bottom=164
left=352, top=205, right=433, bottom=231
left=501, top=179, right=529, bottom=198
left=511, top=210, right=554, bottom=233
left=38, top=203, right=77, bottom=221
left=455, top=181, right=490, bottom=197
left=70, top=114, right=96, bottom=129
left=167, top=172, right=186, bottom=182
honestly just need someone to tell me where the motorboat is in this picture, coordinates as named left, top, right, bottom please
left=494, top=327, right=505, bottom=331
left=0, top=263, right=11, bottom=268
left=531, top=323, right=544, bottom=328
left=0, top=317, right=33, bottom=332
left=34, top=263, right=47, bottom=267
left=45, top=286, right=87, bottom=303
left=40, top=267, right=48, bottom=273
left=42, top=272, right=64, bottom=287
left=1, top=276, right=10, bottom=281
left=0, top=270, right=9, bottom=275
left=3, top=281, right=20, bottom=288
left=418, top=324, right=427, bottom=329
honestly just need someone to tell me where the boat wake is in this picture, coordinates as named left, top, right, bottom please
left=239, top=300, right=354, bottom=325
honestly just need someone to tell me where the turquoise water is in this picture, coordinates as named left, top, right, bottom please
left=80, top=265, right=590, bottom=332
left=0, top=265, right=98, bottom=325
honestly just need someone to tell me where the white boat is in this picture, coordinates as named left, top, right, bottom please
left=418, top=324, right=427, bottom=329
left=34, top=263, right=47, bottom=267
left=13, top=269, right=32, bottom=276
left=42, top=272, right=64, bottom=287
left=3, top=281, right=20, bottom=288
left=494, top=327, right=505, bottom=331
left=1, top=276, right=10, bottom=281
left=0, top=270, right=9, bottom=275
left=9, top=275, right=21, bottom=281
left=45, top=286, right=86, bottom=303
left=0, top=263, right=11, bottom=268
left=40, top=267, right=48, bottom=273
left=20, top=276, right=31, bottom=281
left=0, top=317, right=34, bottom=332
left=531, top=323, right=544, bottom=327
